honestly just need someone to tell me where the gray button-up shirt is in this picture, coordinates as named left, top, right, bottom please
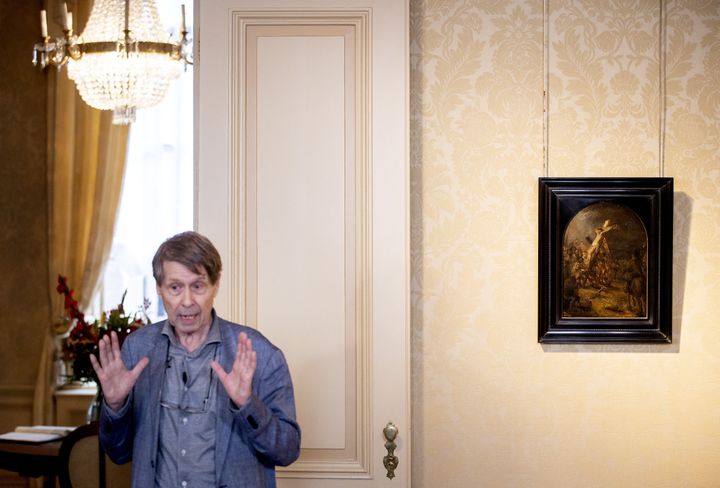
left=156, top=318, right=222, bottom=488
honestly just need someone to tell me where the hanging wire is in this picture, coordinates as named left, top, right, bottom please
left=658, top=0, right=667, bottom=177
left=542, top=0, right=550, bottom=178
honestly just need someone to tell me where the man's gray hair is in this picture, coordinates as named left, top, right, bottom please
left=152, top=231, right=222, bottom=285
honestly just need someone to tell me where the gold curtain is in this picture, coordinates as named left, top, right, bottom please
left=33, top=0, right=129, bottom=425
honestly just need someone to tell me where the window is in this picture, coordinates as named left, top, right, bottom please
left=90, top=0, right=194, bottom=323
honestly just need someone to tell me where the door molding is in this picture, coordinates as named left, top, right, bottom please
left=196, top=2, right=409, bottom=484
left=221, top=8, right=373, bottom=478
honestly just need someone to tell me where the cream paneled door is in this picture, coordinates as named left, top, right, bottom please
left=195, top=1, right=409, bottom=487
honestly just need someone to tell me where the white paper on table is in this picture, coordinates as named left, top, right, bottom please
left=0, top=425, right=75, bottom=443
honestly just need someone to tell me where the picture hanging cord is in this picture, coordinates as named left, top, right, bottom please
left=542, top=0, right=549, bottom=178
left=542, top=0, right=668, bottom=178
left=658, top=0, right=667, bottom=178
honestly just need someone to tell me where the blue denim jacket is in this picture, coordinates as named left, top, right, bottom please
left=99, top=315, right=301, bottom=487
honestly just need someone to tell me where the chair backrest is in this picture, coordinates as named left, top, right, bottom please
left=58, top=422, right=106, bottom=488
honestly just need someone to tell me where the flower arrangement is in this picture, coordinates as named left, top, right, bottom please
left=55, top=274, right=148, bottom=384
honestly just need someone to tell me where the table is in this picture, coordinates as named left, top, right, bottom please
left=0, top=437, right=63, bottom=487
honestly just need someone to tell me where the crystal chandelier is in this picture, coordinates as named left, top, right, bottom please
left=33, top=0, right=192, bottom=124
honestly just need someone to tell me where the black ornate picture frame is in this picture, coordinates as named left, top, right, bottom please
left=538, top=178, right=673, bottom=344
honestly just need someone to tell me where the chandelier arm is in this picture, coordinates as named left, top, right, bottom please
left=180, top=30, right=193, bottom=65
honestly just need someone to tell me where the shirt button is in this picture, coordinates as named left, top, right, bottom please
left=181, top=449, right=187, bottom=456
left=182, top=417, right=188, bottom=425
left=181, top=482, right=187, bottom=487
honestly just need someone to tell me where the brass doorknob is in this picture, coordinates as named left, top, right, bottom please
left=383, top=422, right=399, bottom=479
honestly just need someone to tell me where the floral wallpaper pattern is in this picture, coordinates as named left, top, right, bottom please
left=549, top=0, right=662, bottom=175
left=411, top=0, right=720, bottom=486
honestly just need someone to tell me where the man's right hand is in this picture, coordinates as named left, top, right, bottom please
left=90, top=331, right=149, bottom=412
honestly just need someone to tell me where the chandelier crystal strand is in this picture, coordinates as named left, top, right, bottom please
left=31, top=0, right=190, bottom=125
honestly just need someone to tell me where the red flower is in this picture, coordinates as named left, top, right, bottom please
left=56, top=274, right=148, bottom=384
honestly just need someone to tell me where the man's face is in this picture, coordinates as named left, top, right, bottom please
left=157, top=261, right=219, bottom=337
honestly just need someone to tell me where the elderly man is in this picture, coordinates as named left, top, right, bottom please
left=90, top=231, right=300, bottom=488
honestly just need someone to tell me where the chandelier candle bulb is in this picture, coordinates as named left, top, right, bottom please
left=67, top=12, right=73, bottom=32
left=61, top=3, right=69, bottom=31
left=40, top=10, right=48, bottom=38
left=181, top=4, right=186, bottom=33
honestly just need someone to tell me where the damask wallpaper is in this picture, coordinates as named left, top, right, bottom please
left=0, top=1, right=718, bottom=486
left=0, top=1, right=50, bottom=391
left=410, top=0, right=719, bottom=486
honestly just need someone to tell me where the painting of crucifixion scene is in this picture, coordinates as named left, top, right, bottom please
left=562, top=201, right=648, bottom=318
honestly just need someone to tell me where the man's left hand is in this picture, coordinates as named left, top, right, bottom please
left=211, top=332, right=257, bottom=407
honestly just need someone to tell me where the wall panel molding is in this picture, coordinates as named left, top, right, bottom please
left=0, top=385, right=34, bottom=406
left=227, top=9, right=372, bottom=478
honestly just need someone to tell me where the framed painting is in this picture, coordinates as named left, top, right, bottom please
left=538, top=177, right=673, bottom=344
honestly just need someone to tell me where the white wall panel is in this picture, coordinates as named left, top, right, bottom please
left=255, top=35, right=347, bottom=449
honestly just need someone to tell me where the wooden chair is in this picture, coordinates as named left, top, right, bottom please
left=57, top=422, right=105, bottom=488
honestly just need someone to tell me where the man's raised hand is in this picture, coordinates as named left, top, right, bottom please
left=211, top=332, right=257, bottom=408
left=90, top=331, right=149, bottom=412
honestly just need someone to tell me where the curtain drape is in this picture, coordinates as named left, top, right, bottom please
left=33, top=0, right=129, bottom=425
